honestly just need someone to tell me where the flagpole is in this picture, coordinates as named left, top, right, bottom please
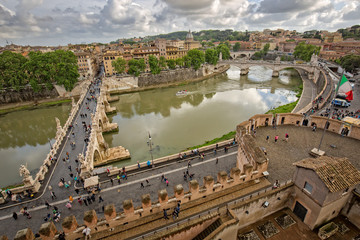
left=316, top=69, right=344, bottom=153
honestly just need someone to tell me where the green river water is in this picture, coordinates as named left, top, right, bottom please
left=0, top=66, right=301, bottom=187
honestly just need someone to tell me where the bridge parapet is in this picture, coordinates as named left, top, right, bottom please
left=7, top=82, right=92, bottom=197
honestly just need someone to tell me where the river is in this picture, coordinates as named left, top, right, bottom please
left=0, top=66, right=301, bottom=187
left=104, top=66, right=302, bottom=168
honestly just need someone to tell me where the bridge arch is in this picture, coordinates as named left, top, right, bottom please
left=93, top=149, right=102, bottom=163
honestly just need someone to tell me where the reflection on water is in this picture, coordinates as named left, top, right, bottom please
left=104, top=66, right=302, bottom=168
left=0, top=66, right=302, bottom=187
left=0, top=104, right=71, bottom=187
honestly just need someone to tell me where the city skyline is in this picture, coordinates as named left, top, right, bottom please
left=0, top=0, right=359, bottom=46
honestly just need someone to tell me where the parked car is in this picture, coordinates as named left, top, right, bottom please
left=332, top=98, right=351, bottom=107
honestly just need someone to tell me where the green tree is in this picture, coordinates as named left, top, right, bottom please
left=263, top=43, right=270, bottom=55
left=187, top=49, right=205, bottom=70
left=175, top=57, right=184, bottom=67
left=0, top=51, right=28, bottom=90
left=183, top=55, right=192, bottom=68
left=128, top=58, right=145, bottom=76
left=216, top=44, right=230, bottom=60
left=159, top=56, right=167, bottom=69
left=166, top=59, right=176, bottom=69
left=293, top=42, right=320, bottom=62
left=51, top=50, right=79, bottom=91
left=24, top=51, right=56, bottom=91
left=338, top=54, right=360, bottom=73
left=148, top=55, right=161, bottom=74
left=233, top=42, right=241, bottom=52
left=112, top=57, right=127, bottom=74
left=205, top=48, right=219, bottom=65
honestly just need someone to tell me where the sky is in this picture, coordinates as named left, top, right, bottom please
left=0, top=0, right=359, bottom=46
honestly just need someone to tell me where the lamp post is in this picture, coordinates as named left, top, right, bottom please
left=148, top=132, right=154, bottom=168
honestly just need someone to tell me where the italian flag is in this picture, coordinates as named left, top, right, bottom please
left=336, top=75, right=353, bottom=101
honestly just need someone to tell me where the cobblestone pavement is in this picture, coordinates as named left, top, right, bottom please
left=254, top=125, right=360, bottom=184
left=0, top=145, right=239, bottom=238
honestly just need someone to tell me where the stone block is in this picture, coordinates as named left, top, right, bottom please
left=203, top=175, right=214, bottom=192
left=174, top=184, right=184, bottom=199
left=14, top=228, right=34, bottom=240
left=243, top=163, right=253, bottom=178
left=39, top=222, right=57, bottom=240
left=122, top=200, right=134, bottom=215
left=84, top=210, right=98, bottom=227
left=230, top=167, right=241, bottom=182
left=104, top=204, right=117, bottom=220
left=141, top=194, right=151, bottom=209
left=62, top=215, right=78, bottom=233
left=158, top=189, right=168, bottom=204
left=189, top=180, right=199, bottom=196
left=217, top=171, right=228, bottom=185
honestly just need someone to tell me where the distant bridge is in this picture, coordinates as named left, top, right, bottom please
left=220, top=59, right=321, bottom=82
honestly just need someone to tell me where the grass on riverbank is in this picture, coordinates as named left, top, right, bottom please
left=0, top=99, right=71, bottom=115
left=187, top=131, right=236, bottom=150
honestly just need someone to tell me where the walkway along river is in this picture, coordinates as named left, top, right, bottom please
left=0, top=65, right=302, bottom=187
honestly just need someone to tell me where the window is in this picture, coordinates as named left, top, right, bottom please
left=304, top=182, right=313, bottom=194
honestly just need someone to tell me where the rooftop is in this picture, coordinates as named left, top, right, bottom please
left=293, top=156, right=360, bottom=192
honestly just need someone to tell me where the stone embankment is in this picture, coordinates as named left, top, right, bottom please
left=106, top=64, right=230, bottom=94
left=0, top=85, right=59, bottom=104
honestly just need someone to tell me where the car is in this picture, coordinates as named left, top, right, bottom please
left=332, top=98, right=351, bottom=108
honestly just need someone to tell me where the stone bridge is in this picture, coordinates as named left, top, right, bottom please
left=230, top=51, right=256, bottom=60
left=221, top=55, right=321, bottom=83
left=80, top=85, right=130, bottom=179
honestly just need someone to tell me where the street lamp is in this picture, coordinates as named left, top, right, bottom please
left=148, top=132, right=154, bottom=168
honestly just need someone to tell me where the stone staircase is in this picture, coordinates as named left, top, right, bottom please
left=193, top=218, right=222, bottom=240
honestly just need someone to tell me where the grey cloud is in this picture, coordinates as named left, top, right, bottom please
left=343, top=4, right=360, bottom=20
left=164, top=0, right=214, bottom=11
left=257, top=0, right=315, bottom=13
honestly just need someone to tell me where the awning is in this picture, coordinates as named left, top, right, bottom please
left=84, top=176, right=99, bottom=189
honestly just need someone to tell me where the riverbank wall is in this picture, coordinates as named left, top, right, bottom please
left=107, top=64, right=230, bottom=95
left=0, top=85, right=59, bottom=104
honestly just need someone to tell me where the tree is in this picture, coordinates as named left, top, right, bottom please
left=148, top=55, right=161, bottom=74
left=0, top=51, right=28, bottom=90
left=205, top=48, right=219, bottom=65
left=293, top=42, right=320, bottom=62
left=233, top=42, right=241, bottom=52
left=216, top=44, right=230, bottom=60
left=159, top=56, right=167, bottom=69
left=187, top=49, right=205, bottom=70
left=167, top=59, right=176, bottom=69
left=183, top=55, right=192, bottom=68
left=51, top=50, right=79, bottom=91
left=338, top=54, right=360, bottom=73
left=263, top=43, right=270, bottom=55
left=175, top=57, right=184, bottom=67
left=128, top=58, right=145, bottom=76
left=112, top=57, right=127, bottom=74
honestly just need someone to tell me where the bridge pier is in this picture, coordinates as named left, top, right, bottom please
left=240, top=67, right=249, bottom=75
left=272, top=70, right=279, bottom=77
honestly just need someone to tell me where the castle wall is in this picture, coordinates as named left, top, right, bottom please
left=231, top=183, right=293, bottom=229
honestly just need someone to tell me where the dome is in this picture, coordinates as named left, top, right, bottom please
left=186, top=30, right=194, bottom=41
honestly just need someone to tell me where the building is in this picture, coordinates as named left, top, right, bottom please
left=292, top=156, right=360, bottom=229
left=279, top=41, right=297, bottom=53
left=74, top=52, right=98, bottom=80
left=155, top=38, right=167, bottom=58
left=102, top=51, right=123, bottom=76
left=184, top=30, right=201, bottom=50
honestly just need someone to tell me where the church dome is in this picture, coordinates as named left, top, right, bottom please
left=186, top=30, right=194, bottom=41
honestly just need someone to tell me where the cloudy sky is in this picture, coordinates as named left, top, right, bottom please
left=0, top=0, right=359, bottom=46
